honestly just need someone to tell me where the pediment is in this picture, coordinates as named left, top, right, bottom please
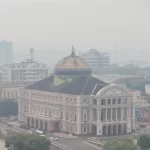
left=101, top=88, right=127, bottom=96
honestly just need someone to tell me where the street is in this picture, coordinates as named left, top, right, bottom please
left=46, top=133, right=99, bottom=150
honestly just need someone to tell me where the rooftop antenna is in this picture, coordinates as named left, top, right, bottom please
left=30, top=48, right=34, bottom=62
left=116, top=44, right=118, bottom=65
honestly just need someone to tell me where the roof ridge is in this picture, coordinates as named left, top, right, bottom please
left=80, top=76, right=91, bottom=95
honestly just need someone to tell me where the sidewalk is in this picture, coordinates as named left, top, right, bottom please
left=52, top=133, right=78, bottom=138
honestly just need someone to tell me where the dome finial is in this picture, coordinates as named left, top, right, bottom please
left=71, top=45, right=76, bottom=56
left=72, top=45, right=75, bottom=52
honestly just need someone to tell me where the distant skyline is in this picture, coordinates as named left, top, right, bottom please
left=0, top=0, right=150, bottom=64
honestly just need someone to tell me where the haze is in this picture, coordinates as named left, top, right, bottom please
left=0, top=0, right=150, bottom=64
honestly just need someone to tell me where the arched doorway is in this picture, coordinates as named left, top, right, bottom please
left=27, top=118, right=30, bottom=127
left=55, top=122, right=59, bottom=132
left=36, top=120, right=38, bottom=128
left=118, top=125, right=121, bottom=135
left=91, top=125, right=97, bottom=135
left=124, top=124, right=127, bottom=134
left=44, top=122, right=48, bottom=131
left=70, top=125, right=72, bottom=133
left=108, top=126, right=111, bottom=136
left=101, top=113, right=104, bottom=121
left=113, top=125, right=116, bottom=135
left=31, top=119, right=34, bottom=128
left=102, top=126, right=106, bottom=136
left=40, top=120, right=43, bottom=130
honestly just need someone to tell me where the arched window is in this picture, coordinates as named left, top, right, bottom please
left=84, top=126, right=87, bottom=133
left=61, top=111, right=63, bottom=119
left=66, top=112, right=68, bottom=120
left=74, top=114, right=76, bottom=122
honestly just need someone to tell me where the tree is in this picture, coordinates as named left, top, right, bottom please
left=104, top=138, right=137, bottom=150
left=0, top=99, right=18, bottom=117
left=138, top=134, right=150, bottom=150
left=5, top=133, right=51, bottom=150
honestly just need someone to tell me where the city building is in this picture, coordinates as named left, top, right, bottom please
left=80, top=49, right=109, bottom=71
left=19, top=48, right=134, bottom=136
left=0, top=83, right=24, bottom=100
left=0, top=49, right=49, bottom=84
left=145, top=84, right=150, bottom=95
left=0, top=41, right=13, bottom=66
left=128, top=89, right=145, bottom=123
left=143, top=107, right=150, bottom=123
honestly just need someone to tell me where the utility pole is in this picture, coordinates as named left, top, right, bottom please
left=30, top=48, right=34, bottom=62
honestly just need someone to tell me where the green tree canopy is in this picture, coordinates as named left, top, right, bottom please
left=5, top=133, right=51, bottom=150
left=104, top=138, right=137, bottom=150
left=138, top=134, right=150, bottom=150
left=0, top=98, right=18, bottom=117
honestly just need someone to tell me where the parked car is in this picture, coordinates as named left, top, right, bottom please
left=139, top=123, right=147, bottom=128
left=20, top=125, right=30, bottom=129
left=49, top=137, right=58, bottom=141
left=36, top=130, right=44, bottom=134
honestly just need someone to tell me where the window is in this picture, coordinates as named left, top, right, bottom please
left=3, top=92, right=6, bottom=98
left=74, top=114, right=76, bottom=122
left=8, top=92, right=10, bottom=97
left=107, top=99, right=111, bottom=105
left=84, top=113, right=87, bottom=120
left=112, top=99, right=116, bottom=104
left=61, top=111, right=63, bottom=119
left=70, top=113, right=72, bottom=120
left=118, top=98, right=121, bottom=104
left=84, top=126, right=87, bottom=133
left=60, top=123, right=63, bottom=129
left=83, top=99, right=87, bottom=102
left=46, top=109, right=47, bottom=115
left=66, top=112, right=68, bottom=120
left=101, top=99, right=106, bottom=105
left=16, top=92, right=18, bottom=97
left=92, top=99, right=97, bottom=105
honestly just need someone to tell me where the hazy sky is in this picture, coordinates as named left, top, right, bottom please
left=0, top=0, right=150, bottom=64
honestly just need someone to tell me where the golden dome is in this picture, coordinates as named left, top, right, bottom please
left=54, top=47, right=92, bottom=76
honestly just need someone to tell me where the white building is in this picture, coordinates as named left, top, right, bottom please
left=0, top=50, right=49, bottom=84
left=19, top=50, right=134, bottom=136
left=0, top=41, right=13, bottom=66
left=80, top=49, right=110, bottom=71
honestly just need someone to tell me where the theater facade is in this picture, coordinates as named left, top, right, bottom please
left=19, top=49, right=135, bottom=136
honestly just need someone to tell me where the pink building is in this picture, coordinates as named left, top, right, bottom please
left=19, top=49, right=134, bottom=136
